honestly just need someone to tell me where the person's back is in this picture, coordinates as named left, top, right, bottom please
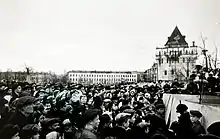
left=163, top=83, right=170, bottom=93
left=171, top=79, right=180, bottom=89
left=207, top=75, right=217, bottom=94
left=185, top=81, right=199, bottom=95
left=78, top=129, right=97, bottom=139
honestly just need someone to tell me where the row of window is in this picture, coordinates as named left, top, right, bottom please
left=158, top=49, right=196, bottom=56
left=69, top=74, right=136, bottom=78
left=164, top=70, right=189, bottom=75
left=159, top=57, right=192, bottom=64
left=68, top=77, right=136, bottom=80
left=69, top=78, right=136, bottom=82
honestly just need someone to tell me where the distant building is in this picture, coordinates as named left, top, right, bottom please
left=0, top=71, right=53, bottom=84
left=155, top=26, right=198, bottom=81
left=136, top=72, right=146, bottom=82
left=0, top=71, right=27, bottom=82
left=67, top=70, right=138, bottom=84
left=145, top=63, right=158, bottom=82
left=30, top=72, right=53, bottom=84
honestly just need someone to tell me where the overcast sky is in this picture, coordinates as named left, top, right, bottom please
left=0, top=0, right=220, bottom=74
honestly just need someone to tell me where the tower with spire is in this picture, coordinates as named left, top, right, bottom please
left=155, top=26, right=198, bottom=81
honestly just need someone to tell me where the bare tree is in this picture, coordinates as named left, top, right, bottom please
left=60, top=73, right=69, bottom=84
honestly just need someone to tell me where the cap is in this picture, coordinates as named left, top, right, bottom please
left=123, top=109, right=135, bottom=114
left=41, top=118, right=61, bottom=126
left=103, top=99, right=111, bottom=103
left=155, top=104, right=165, bottom=109
left=14, top=96, right=36, bottom=109
left=176, top=104, right=188, bottom=113
left=100, top=114, right=111, bottom=123
left=20, top=124, right=40, bottom=138
left=190, top=110, right=202, bottom=118
left=81, top=109, right=100, bottom=125
left=115, top=112, right=131, bottom=122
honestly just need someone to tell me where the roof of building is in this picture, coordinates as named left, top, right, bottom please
left=165, top=26, right=188, bottom=47
left=68, top=70, right=138, bottom=74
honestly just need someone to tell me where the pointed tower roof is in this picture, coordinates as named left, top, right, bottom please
left=165, top=26, right=188, bottom=47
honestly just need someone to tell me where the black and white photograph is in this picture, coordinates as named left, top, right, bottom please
left=0, top=0, right=220, bottom=139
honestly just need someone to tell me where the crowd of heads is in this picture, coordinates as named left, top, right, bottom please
left=0, top=80, right=219, bottom=139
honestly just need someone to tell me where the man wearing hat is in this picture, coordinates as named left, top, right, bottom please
left=20, top=124, right=40, bottom=139
left=184, top=76, right=199, bottom=95
left=190, top=110, right=206, bottom=135
left=155, top=103, right=165, bottom=118
left=78, top=109, right=100, bottom=139
left=8, top=96, right=36, bottom=128
left=171, top=104, right=195, bottom=139
left=207, top=72, right=217, bottom=94
left=113, top=112, right=131, bottom=139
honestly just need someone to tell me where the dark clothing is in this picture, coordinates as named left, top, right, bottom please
left=170, top=81, right=181, bottom=94
left=163, top=84, right=170, bottom=93
left=192, top=121, right=206, bottom=136
left=79, top=129, right=98, bottom=139
left=128, top=126, right=148, bottom=139
left=99, top=127, right=115, bottom=139
left=9, top=92, right=19, bottom=105
left=172, top=112, right=196, bottom=139
left=216, top=77, right=220, bottom=92
left=7, top=111, right=34, bottom=129
left=171, top=82, right=180, bottom=88
left=112, top=126, right=127, bottom=139
left=148, top=129, right=168, bottom=139
left=207, top=76, right=217, bottom=94
left=185, top=82, right=199, bottom=95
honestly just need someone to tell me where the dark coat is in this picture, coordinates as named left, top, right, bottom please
left=185, top=82, right=199, bottom=95
left=79, top=129, right=98, bottom=139
left=112, top=126, right=127, bottom=139
left=192, top=121, right=206, bottom=136
left=171, top=112, right=196, bottom=139
left=148, top=129, right=168, bottom=139
left=7, top=111, right=34, bottom=129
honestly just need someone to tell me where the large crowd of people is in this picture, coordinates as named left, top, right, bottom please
left=158, top=69, right=220, bottom=95
left=0, top=79, right=219, bottom=139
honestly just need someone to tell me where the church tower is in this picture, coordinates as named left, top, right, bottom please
left=156, top=26, right=198, bottom=81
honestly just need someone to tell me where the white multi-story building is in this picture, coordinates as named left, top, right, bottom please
left=156, top=26, right=198, bottom=81
left=67, top=71, right=138, bottom=84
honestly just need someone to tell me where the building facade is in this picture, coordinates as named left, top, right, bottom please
left=136, top=72, right=146, bottom=82
left=156, top=26, right=198, bottom=81
left=145, top=63, right=158, bottom=82
left=68, top=70, right=138, bottom=84
left=0, top=71, right=53, bottom=84
left=30, top=72, right=54, bottom=84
